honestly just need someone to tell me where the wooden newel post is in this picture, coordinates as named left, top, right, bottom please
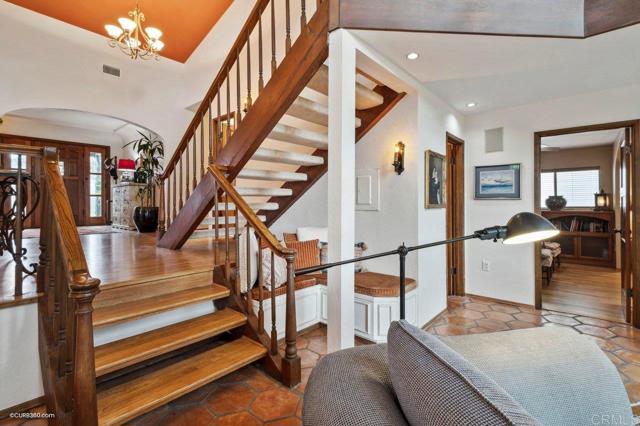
left=70, top=274, right=100, bottom=426
left=282, top=250, right=301, bottom=387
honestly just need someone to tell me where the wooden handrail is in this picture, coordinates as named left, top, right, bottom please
left=160, top=0, right=272, bottom=180
left=0, top=144, right=43, bottom=156
left=208, top=164, right=294, bottom=257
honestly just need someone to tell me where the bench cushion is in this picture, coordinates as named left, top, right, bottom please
left=387, top=320, right=539, bottom=426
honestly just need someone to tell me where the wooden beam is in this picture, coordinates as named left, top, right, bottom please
left=584, top=0, right=640, bottom=37
left=331, top=0, right=585, bottom=38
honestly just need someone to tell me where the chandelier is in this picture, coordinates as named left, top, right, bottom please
left=104, top=5, right=164, bottom=60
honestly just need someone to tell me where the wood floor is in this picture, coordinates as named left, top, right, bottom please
left=0, top=230, right=234, bottom=308
left=542, top=263, right=624, bottom=323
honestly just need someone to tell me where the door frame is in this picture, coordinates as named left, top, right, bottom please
left=446, top=132, right=465, bottom=296
left=533, top=120, right=640, bottom=327
left=0, top=133, right=111, bottom=226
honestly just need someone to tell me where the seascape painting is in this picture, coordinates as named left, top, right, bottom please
left=475, top=164, right=521, bottom=199
left=479, top=169, right=515, bottom=194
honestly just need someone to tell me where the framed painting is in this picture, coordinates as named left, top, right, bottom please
left=475, top=163, right=521, bottom=199
left=425, top=150, right=446, bottom=208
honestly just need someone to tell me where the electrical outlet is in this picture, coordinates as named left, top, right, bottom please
left=481, top=260, right=490, bottom=272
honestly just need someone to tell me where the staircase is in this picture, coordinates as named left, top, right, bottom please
left=30, top=1, right=404, bottom=425
left=156, top=0, right=404, bottom=249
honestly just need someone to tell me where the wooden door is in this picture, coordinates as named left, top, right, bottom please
left=620, top=129, right=633, bottom=323
left=446, top=133, right=465, bottom=296
left=57, top=144, right=85, bottom=225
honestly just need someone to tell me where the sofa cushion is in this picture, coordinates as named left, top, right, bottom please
left=303, top=344, right=409, bottom=426
left=441, top=327, right=633, bottom=426
left=287, top=239, right=321, bottom=269
left=387, top=320, right=540, bottom=426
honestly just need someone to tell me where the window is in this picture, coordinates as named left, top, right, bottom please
left=541, top=168, right=600, bottom=207
left=9, top=154, right=27, bottom=170
left=89, top=152, right=103, bottom=218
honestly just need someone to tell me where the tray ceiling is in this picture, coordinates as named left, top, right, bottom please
left=5, top=0, right=233, bottom=63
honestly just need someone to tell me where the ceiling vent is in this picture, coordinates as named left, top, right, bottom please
left=102, top=64, right=121, bottom=77
left=485, top=127, right=503, bottom=153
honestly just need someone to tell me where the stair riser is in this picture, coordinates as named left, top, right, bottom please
left=252, top=148, right=324, bottom=167
left=93, top=271, right=213, bottom=309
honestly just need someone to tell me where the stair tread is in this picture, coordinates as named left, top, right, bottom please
left=236, top=187, right=293, bottom=197
left=307, top=65, right=384, bottom=110
left=238, top=168, right=307, bottom=182
left=93, top=284, right=230, bottom=328
left=269, top=123, right=328, bottom=149
left=94, top=309, right=247, bottom=377
left=287, top=96, right=362, bottom=128
left=252, top=147, right=324, bottom=166
left=97, top=337, right=266, bottom=426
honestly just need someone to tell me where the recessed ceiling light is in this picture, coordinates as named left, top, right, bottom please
left=406, top=52, right=419, bottom=60
left=466, top=102, right=477, bottom=108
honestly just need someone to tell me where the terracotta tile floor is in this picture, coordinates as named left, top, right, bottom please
left=4, top=296, right=640, bottom=425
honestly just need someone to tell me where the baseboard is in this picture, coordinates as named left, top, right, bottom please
left=0, top=396, right=45, bottom=419
left=465, top=293, right=535, bottom=310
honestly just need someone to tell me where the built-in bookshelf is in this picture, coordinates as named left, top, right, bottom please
left=541, top=210, right=615, bottom=267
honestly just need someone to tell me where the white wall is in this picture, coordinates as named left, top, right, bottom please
left=465, top=84, right=640, bottom=305
left=354, top=95, right=418, bottom=278
left=0, top=0, right=255, bottom=161
left=0, top=115, right=139, bottom=159
left=270, top=174, right=329, bottom=238
left=0, top=304, right=42, bottom=410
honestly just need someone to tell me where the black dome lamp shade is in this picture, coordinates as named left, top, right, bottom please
left=474, top=212, right=560, bottom=244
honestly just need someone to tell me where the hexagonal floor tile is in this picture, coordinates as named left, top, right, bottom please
left=433, top=324, right=467, bottom=336
left=298, top=349, right=320, bottom=368
left=514, top=312, right=545, bottom=325
left=475, top=318, right=510, bottom=331
left=250, top=388, right=300, bottom=422
left=206, top=383, right=256, bottom=415
left=157, top=405, right=215, bottom=426
left=464, top=302, right=492, bottom=312
left=489, top=304, right=520, bottom=314
left=507, top=320, right=536, bottom=330
left=484, top=311, right=515, bottom=322
left=214, top=412, right=262, bottom=426
left=544, top=314, right=580, bottom=327
left=265, top=417, right=302, bottom=426
left=575, top=324, right=615, bottom=339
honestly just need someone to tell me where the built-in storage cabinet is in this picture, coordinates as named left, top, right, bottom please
left=541, top=210, right=615, bottom=267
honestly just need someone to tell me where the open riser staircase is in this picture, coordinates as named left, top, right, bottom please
left=156, top=0, right=404, bottom=249
left=26, top=1, right=404, bottom=425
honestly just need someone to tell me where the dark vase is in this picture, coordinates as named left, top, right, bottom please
left=133, top=206, right=159, bottom=233
left=545, top=195, right=567, bottom=210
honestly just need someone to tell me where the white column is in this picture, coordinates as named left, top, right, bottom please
left=327, top=29, right=356, bottom=352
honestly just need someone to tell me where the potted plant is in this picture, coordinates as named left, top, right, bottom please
left=124, top=132, right=164, bottom=233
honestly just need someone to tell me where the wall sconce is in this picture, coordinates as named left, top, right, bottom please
left=393, top=141, right=405, bottom=175
left=594, top=189, right=611, bottom=210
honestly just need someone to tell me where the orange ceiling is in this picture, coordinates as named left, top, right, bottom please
left=6, top=0, right=233, bottom=63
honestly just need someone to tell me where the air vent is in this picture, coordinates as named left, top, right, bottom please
left=485, top=127, right=503, bottom=153
left=103, top=64, right=121, bottom=77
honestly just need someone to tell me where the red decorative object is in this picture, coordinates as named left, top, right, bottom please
left=118, top=159, right=136, bottom=170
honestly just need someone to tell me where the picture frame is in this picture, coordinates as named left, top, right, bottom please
left=474, top=163, right=521, bottom=200
left=425, top=150, right=446, bottom=208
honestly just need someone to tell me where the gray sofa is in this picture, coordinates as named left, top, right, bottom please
left=303, top=323, right=632, bottom=426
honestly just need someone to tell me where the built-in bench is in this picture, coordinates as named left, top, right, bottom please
left=252, top=271, right=418, bottom=343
